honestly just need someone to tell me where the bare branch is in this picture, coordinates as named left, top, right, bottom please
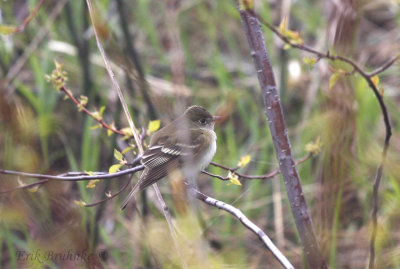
left=2, top=0, right=46, bottom=34
left=367, top=55, right=400, bottom=77
left=0, top=179, right=48, bottom=194
left=187, top=184, right=294, bottom=269
left=0, top=165, right=144, bottom=182
left=5, top=0, right=68, bottom=90
left=84, top=179, right=131, bottom=207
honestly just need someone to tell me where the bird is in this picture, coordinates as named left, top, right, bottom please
left=121, top=105, right=220, bottom=210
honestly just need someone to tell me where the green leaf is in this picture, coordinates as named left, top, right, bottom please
left=109, top=164, right=122, bottom=174
left=28, top=185, right=40, bottom=193
left=74, top=200, right=87, bottom=207
left=371, top=75, right=380, bottom=87
left=107, top=129, right=113, bottom=137
left=121, top=146, right=133, bottom=155
left=228, top=172, right=242, bottom=186
left=0, top=25, right=18, bottom=35
left=99, top=106, right=106, bottom=116
left=303, top=57, right=317, bottom=68
left=305, top=137, right=323, bottom=155
left=86, top=179, right=100, bottom=189
left=238, top=0, right=254, bottom=10
left=114, top=149, right=123, bottom=161
left=89, top=124, right=102, bottom=130
left=329, top=72, right=342, bottom=90
left=238, top=155, right=251, bottom=168
left=147, top=120, right=161, bottom=134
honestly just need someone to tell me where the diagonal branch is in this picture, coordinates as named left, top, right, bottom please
left=187, top=183, right=294, bottom=269
left=85, top=0, right=143, bottom=155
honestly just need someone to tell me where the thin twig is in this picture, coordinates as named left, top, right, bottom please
left=367, top=55, right=400, bottom=77
left=85, top=0, right=143, bottom=155
left=2, top=0, right=46, bottom=34
left=187, top=184, right=294, bottom=269
left=0, top=179, right=48, bottom=194
left=5, top=0, right=68, bottom=91
left=84, top=179, right=131, bottom=207
left=153, top=186, right=177, bottom=241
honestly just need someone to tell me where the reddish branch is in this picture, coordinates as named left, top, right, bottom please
left=4, top=0, right=46, bottom=33
left=60, top=85, right=125, bottom=136
left=236, top=2, right=327, bottom=268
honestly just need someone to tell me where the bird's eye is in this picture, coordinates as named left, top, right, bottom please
left=199, top=119, right=207, bottom=125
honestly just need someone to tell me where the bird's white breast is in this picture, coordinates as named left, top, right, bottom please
left=199, top=130, right=217, bottom=170
left=182, top=130, right=216, bottom=179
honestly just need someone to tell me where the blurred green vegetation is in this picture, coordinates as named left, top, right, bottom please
left=1, top=0, right=400, bottom=268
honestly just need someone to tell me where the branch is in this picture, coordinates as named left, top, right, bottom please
left=186, top=184, right=294, bottom=269
left=207, top=153, right=312, bottom=181
left=5, top=0, right=68, bottom=89
left=0, top=165, right=144, bottom=183
left=0, top=0, right=45, bottom=34
left=236, top=2, right=326, bottom=268
left=84, top=178, right=131, bottom=207
left=367, top=55, right=400, bottom=77
left=0, top=179, right=48, bottom=194
left=60, top=85, right=125, bottom=136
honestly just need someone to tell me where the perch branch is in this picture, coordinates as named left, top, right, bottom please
left=0, top=165, right=144, bottom=183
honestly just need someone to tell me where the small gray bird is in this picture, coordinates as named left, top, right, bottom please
left=121, top=106, right=219, bottom=210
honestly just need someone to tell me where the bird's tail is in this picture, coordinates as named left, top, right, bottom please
left=120, top=177, right=143, bottom=210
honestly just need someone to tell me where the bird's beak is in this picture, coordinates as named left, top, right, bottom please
left=212, top=115, right=224, bottom=122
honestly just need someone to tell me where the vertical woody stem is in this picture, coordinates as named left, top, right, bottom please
left=236, top=2, right=327, bottom=268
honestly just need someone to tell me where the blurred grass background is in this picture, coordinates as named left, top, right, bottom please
left=0, top=0, right=400, bottom=268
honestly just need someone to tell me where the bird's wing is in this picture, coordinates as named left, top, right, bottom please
left=120, top=130, right=206, bottom=210
left=140, top=131, right=206, bottom=187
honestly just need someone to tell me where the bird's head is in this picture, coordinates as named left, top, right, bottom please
left=183, top=105, right=221, bottom=130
